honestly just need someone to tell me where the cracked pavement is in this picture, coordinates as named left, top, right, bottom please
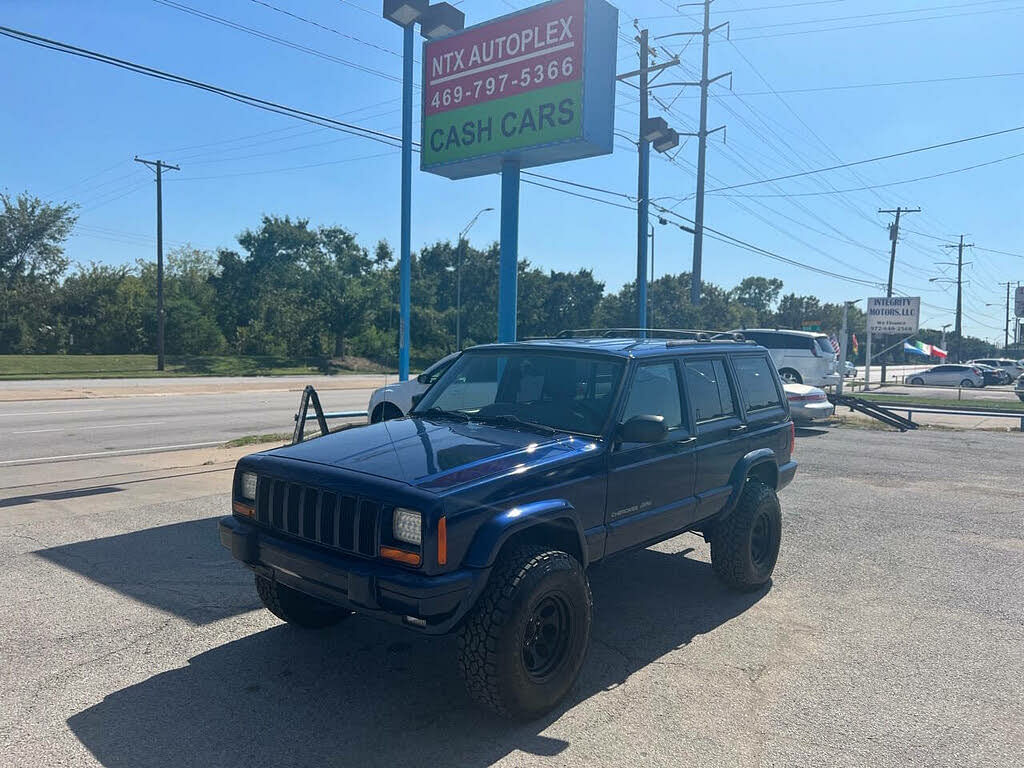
left=1, top=427, right=1022, bottom=766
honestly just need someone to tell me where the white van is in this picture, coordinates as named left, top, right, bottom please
left=732, top=328, right=840, bottom=387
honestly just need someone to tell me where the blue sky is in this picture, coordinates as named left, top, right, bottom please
left=3, top=0, right=1023, bottom=341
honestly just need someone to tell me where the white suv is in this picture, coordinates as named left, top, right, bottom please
left=733, top=329, right=840, bottom=387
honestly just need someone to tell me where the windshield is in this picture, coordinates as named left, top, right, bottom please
left=413, top=350, right=625, bottom=436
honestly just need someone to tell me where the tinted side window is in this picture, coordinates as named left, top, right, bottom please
left=684, top=359, right=736, bottom=422
left=425, top=358, right=453, bottom=384
left=733, top=356, right=783, bottom=411
left=620, top=362, right=684, bottom=430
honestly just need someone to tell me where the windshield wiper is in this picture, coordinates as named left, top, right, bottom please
left=475, top=414, right=558, bottom=435
left=416, top=407, right=470, bottom=422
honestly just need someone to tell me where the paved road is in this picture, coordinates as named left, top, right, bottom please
left=1, top=427, right=1021, bottom=766
left=0, top=386, right=374, bottom=467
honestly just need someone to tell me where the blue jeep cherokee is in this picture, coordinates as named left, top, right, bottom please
left=220, top=333, right=797, bottom=718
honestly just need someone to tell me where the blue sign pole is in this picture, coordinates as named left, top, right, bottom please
left=636, top=28, right=649, bottom=333
left=498, top=159, right=520, bottom=343
left=399, top=23, right=413, bottom=381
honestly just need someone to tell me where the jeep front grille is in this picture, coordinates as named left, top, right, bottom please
left=254, top=477, right=381, bottom=558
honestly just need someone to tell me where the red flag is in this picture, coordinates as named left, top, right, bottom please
left=851, top=333, right=859, bottom=355
left=932, top=345, right=948, bottom=359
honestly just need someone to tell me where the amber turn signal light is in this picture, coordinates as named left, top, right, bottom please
left=380, top=546, right=422, bottom=566
left=437, top=517, right=447, bottom=566
left=232, top=500, right=254, bottom=517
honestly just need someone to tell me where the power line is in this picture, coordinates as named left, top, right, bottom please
left=705, top=124, right=1024, bottom=192
left=736, top=0, right=1021, bottom=32
left=151, top=0, right=404, bottom=84
left=975, top=246, right=1024, bottom=259
left=713, top=150, right=1024, bottom=197
left=637, top=0, right=848, bottom=18
left=247, top=0, right=404, bottom=59
left=0, top=25, right=405, bottom=148
left=677, top=70, right=1024, bottom=96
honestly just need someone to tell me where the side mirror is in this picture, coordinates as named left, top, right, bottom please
left=416, top=372, right=430, bottom=384
left=618, top=414, right=667, bottom=443
left=411, top=393, right=425, bottom=408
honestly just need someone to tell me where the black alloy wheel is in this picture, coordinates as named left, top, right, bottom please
left=521, top=593, right=572, bottom=682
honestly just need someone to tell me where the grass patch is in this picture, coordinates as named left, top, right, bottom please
left=222, top=433, right=292, bottom=448
left=855, top=392, right=1024, bottom=412
left=0, top=354, right=386, bottom=380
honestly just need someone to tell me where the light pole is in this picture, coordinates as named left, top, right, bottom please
left=455, top=207, right=493, bottom=350
left=941, top=323, right=952, bottom=352
left=383, top=0, right=464, bottom=380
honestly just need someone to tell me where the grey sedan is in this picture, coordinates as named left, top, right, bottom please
left=906, top=364, right=985, bottom=388
left=784, top=383, right=835, bottom=423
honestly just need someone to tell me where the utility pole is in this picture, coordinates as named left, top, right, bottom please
left=999, top=281, right=1013, bottom=351
left=636, top=27, right=650, bottom=330
left=878, top=206, right=919, bottom=382
left=942, top=235, right=973, bottom=363
left=683, top=0, right=729, bottom=306
left=134, top=157, right=179, bottom=371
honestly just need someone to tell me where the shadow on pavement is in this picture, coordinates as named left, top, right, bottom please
left=794, top=426, right=830, bottom=438
left=35, top=518, right=258, bottom=626
left=0, top=485, right=123, bottom=508
left=67, top=545, right=767, bottom=767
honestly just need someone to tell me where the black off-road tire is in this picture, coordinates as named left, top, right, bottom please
left=255, top=574, right=350, bottom=629
left=711, top=481, right=782, bottom=591
left=457, top=545, right=592, bottom=719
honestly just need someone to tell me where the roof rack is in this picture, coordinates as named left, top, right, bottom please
left=554, top=328, right=748, bottom=343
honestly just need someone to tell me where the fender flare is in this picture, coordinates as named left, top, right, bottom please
left=718, top=448, right=779, bottom=521
left=462, top=499, right=588, bottom=569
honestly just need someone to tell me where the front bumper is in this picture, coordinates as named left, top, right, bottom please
left=219, top=515, right=489, bottom=634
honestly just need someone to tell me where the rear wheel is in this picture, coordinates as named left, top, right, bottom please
left=779, top=368, right=802, bottom=385
left=255, top=575, right=350, bottom=629
left=710, top=481, right=782, bottom=591
left=960, top=379, right=974, bottom=388
left=457, top=545, right=592, bottom=719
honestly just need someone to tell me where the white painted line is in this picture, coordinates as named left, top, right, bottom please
left=428, top=42, right=575, bottom=86
left=12, top=420, right=166, bottom=435
left=0, top=409, right=105, bottom=417
left=0, top=441, right=225, bottom=467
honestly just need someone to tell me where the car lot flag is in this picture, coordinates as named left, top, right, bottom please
left=914, top=340, right=933, bottom=356
left=851, top=333, right=859, bottom=355
left=931, top=345, right=948, bottom=359
left=828, top=333, right=841, bottom=355
left=904, top=341, right=929, bottom=357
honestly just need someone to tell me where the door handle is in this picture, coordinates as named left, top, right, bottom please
left=729, top=425, right=748, bottom=433
left=677, top=436, right=697, bottom=444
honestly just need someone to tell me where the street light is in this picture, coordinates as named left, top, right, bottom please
left=382, top=0, right=465, bottom=381
left=455, top=207, right=494, bottom=351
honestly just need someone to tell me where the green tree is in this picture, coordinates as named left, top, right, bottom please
left=0, top=192, right=77, bottom=352
left=730, top=276, right=783, bottom=326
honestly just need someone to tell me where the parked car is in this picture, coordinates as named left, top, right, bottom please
left=367, top=352, right=459, bottom=422
left=843, top=360, right=857, bottom=378
left=972, top=363, right=1011, bottom=386
left=784, top=383, right=834, bottom=423
left=967, top=358, right=1024, bottom=381
left=1016, top=376, right=1024, bottom=402
left=907, top=364, right=985, bottom=388
left=730, top=328, right=840, bottom=387
left=221, top=333, right=797, bottom=719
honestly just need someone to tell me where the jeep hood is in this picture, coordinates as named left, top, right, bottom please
left=263, top=417, right=598, bottom=492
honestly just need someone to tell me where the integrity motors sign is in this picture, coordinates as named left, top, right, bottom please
left=420, top=0, right=617, bottom=179
left=867, top=296, right=921, bottom=335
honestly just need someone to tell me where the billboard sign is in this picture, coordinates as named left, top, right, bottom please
left=1016, top=285, right=1024, bottom=317
left=867, top=296, right=920, bottom=335
left=421, top=0, right=617, bottom=179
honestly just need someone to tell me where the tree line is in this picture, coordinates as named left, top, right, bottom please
left=0, top=192, right=1001, bottom=368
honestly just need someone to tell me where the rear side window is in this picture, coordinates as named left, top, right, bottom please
left=733, top=356, right=783, bottom=412
left=816, top=337, right=835, bottom=356
left=684, top=359, right=736, bottom=422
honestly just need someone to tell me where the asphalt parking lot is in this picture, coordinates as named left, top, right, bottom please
left=2, top=427, right=1022, bottom=767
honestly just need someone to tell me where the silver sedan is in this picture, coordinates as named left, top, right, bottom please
left=906, top=364, right=985, bottom=388
left=784, top=383, right=835, bottom=423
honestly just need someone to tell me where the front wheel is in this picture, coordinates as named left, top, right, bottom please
left=255, top=575, right=350, bottom=628
left=910, top=377, right=924, bottom=385
left=457, top=545, right=592, bottom=719
left=711, top=481, right=782, bottom=591
left=960, top=379, right=975, bottom=388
